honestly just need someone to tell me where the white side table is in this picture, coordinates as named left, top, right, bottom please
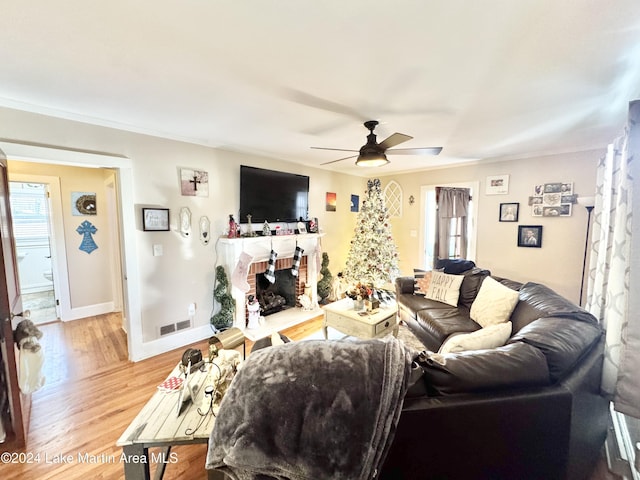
left=323, top=297, right=398, bottom=340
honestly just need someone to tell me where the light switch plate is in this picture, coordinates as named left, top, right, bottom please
left=153, top=244, right=163, bottom=256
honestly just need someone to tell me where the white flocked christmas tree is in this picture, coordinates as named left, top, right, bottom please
left=343, top=178, right=400, bottom=288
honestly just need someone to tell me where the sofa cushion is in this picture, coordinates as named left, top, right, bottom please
left=435, top=258, right=476, bottom=274
left=470, top=276, right=520, bottom=327
left=493, top=276, right=524, bottom=291
left=517, top=282, right=598, bottom=325
left=417, top=342, right=551, bottom=395
left=439, top=322, right=512, bottom=354
left=457, top=268, right=491, bottom=309
left=413, top=269, right=432, bottom=296
left=415, top=306, right=479, bottom=346
left=508, top=317, right=603, bottom=382
left=396, top=276, right=417, bottom=295
left=398, top=294, right=453, bottom=320
left=509, top=296, right=549, bottom=334
left=425, top=271, right=464, bottom=306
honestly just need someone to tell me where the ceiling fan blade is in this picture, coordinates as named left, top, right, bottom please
left=320, top=155, right=358, bottom=166
left=387, top=146, right=443, bottom=156
left=378, top=133, right=413, bottom=150
left=281, top=87, right=366, bottom=120
left=311, top=147, right=359, bottom=153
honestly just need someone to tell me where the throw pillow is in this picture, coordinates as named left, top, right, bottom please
left=439, top=322, right=512, bottom=354
left=425, top=271, right=464, bottom=307
left=413, top=269, right=432, bottom=296
left=470, top=276, right=520, bottom=328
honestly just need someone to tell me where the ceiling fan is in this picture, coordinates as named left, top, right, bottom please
left=312, top=120, right=443, bottom=167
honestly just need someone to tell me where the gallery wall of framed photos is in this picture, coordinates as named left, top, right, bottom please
left=529, top=182, right=578, bottom=217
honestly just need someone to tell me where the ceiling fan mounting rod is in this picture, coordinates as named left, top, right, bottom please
left=363, top=120, right=379, bottom=132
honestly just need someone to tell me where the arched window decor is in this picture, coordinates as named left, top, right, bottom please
left=384, top=180, right=403, bottom=217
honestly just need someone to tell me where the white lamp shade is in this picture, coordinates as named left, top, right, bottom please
left=577, top=196, right=595, bottom=208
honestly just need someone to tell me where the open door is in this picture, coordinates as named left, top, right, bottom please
left=0, top=150, right=29, bottom=446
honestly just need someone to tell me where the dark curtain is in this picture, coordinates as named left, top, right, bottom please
left=434, top=187, right=470, bottom=267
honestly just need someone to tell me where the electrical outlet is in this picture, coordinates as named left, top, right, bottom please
left=188, top=303, right=196, bottom=316
left=153, top=244, right=163, bottom=256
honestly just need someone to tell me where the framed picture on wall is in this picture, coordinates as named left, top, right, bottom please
left=142, top=208, right=170, bottom=231
left=499, top=203, right=519, bottom=222
left=326, top=192, right=337, bottom=211
left=485, top=174, right=509, bottom=195
left=518, top=225, right=542, bottom=248
left=71, top=192, right=97, bottom=215
left=350, top=194, right=359, bottom=212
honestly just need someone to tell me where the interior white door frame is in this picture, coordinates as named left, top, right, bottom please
left=8, top=174, right=70, bottom=320
left=104, top=174, right=124, bottom=321
left=419, top=181, right=480, bottom=268
left=0, top=141, right=141, bottom=361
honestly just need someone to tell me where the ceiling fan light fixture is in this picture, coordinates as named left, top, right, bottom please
left=356, top=151, right=389, bottom=167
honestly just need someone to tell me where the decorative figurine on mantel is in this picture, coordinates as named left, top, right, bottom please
left=246, top=295, right=261, bottom=329
left=262, top=220, right=272, bottom=236
left=228, top=214, right=238, bottom=238
left=244, top=214, right=257, bottom=237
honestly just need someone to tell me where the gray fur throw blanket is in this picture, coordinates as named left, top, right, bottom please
left=206, top=336, right=413, bottom=480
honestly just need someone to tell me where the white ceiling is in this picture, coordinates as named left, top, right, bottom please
left=1, top=1, right=640, bottom=176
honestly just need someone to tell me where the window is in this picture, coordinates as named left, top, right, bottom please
left=9, top=182, right=50, bottom=241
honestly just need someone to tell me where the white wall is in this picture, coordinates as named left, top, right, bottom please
left=0, top=106, right=362, bottom=357
left=380, top=150, right=600, bottom=303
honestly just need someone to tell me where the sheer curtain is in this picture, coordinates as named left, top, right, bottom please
left=434, top=187, right=470, bottom=265
left=585, top=99, right=639, bottom=418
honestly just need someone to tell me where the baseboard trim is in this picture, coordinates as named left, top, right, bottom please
left=133, top=324, right=214, bottom=362
left=63, top=302, right=115, bottom=321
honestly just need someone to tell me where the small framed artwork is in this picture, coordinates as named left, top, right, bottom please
left=532, top=204, right=544, bottom=217
left=518, top=225, right=542, bottom=248
left=71, top=192, right=97, bottom=215
left=350, top=194, right=359, bottom=212
left=485, top=174, right=509, bottom=195
left=326, top=192, right=337, bottom=212
left=499, top=203, right=519, bottom=222
left=180, top=168, right=209, bottom=197
left=142, top=208, right=170, bottom=231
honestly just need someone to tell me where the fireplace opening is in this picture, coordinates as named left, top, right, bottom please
left=255, top=269, right=296, bottom=316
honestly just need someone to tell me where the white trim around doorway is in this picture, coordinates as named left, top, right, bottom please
left=0, top=141, right=143, bottom=361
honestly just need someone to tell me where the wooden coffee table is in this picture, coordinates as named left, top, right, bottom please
left=323, top=297, right=398, bottom=340
left=116, top=360, right=226, bottom=480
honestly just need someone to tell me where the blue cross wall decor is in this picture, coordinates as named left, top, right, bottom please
left=77, top=220, right=98, bottom=254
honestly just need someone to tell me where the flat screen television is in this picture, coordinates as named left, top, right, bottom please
left=239, top=166, right=309, bottom=223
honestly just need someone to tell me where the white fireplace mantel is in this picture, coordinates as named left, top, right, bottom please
left=216, top=233, right=323, bottom=340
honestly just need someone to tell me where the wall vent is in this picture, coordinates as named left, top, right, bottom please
left=159, top=323, right=176, bottom=336
left=176, top=319, right=191, bottom=331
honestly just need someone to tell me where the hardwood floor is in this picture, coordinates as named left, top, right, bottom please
left=0, top=313, right=324, bottom=479
left=0, top=312, right=620, bottom=479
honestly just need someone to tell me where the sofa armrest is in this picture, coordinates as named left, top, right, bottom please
left=396, top=276, right=415, bottom=295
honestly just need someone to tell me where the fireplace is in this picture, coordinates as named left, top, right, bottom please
left=216, top=233, right=322, bottom=340
left=249, top=256, right=308, bottom=317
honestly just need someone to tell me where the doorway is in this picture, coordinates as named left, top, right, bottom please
left=420, top=181, right=479, bottom=269
left=8, top=181, right=59, bottom=325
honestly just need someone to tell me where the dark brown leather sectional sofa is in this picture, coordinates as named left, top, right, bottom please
left=380, top=263, right=609, bottom=480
